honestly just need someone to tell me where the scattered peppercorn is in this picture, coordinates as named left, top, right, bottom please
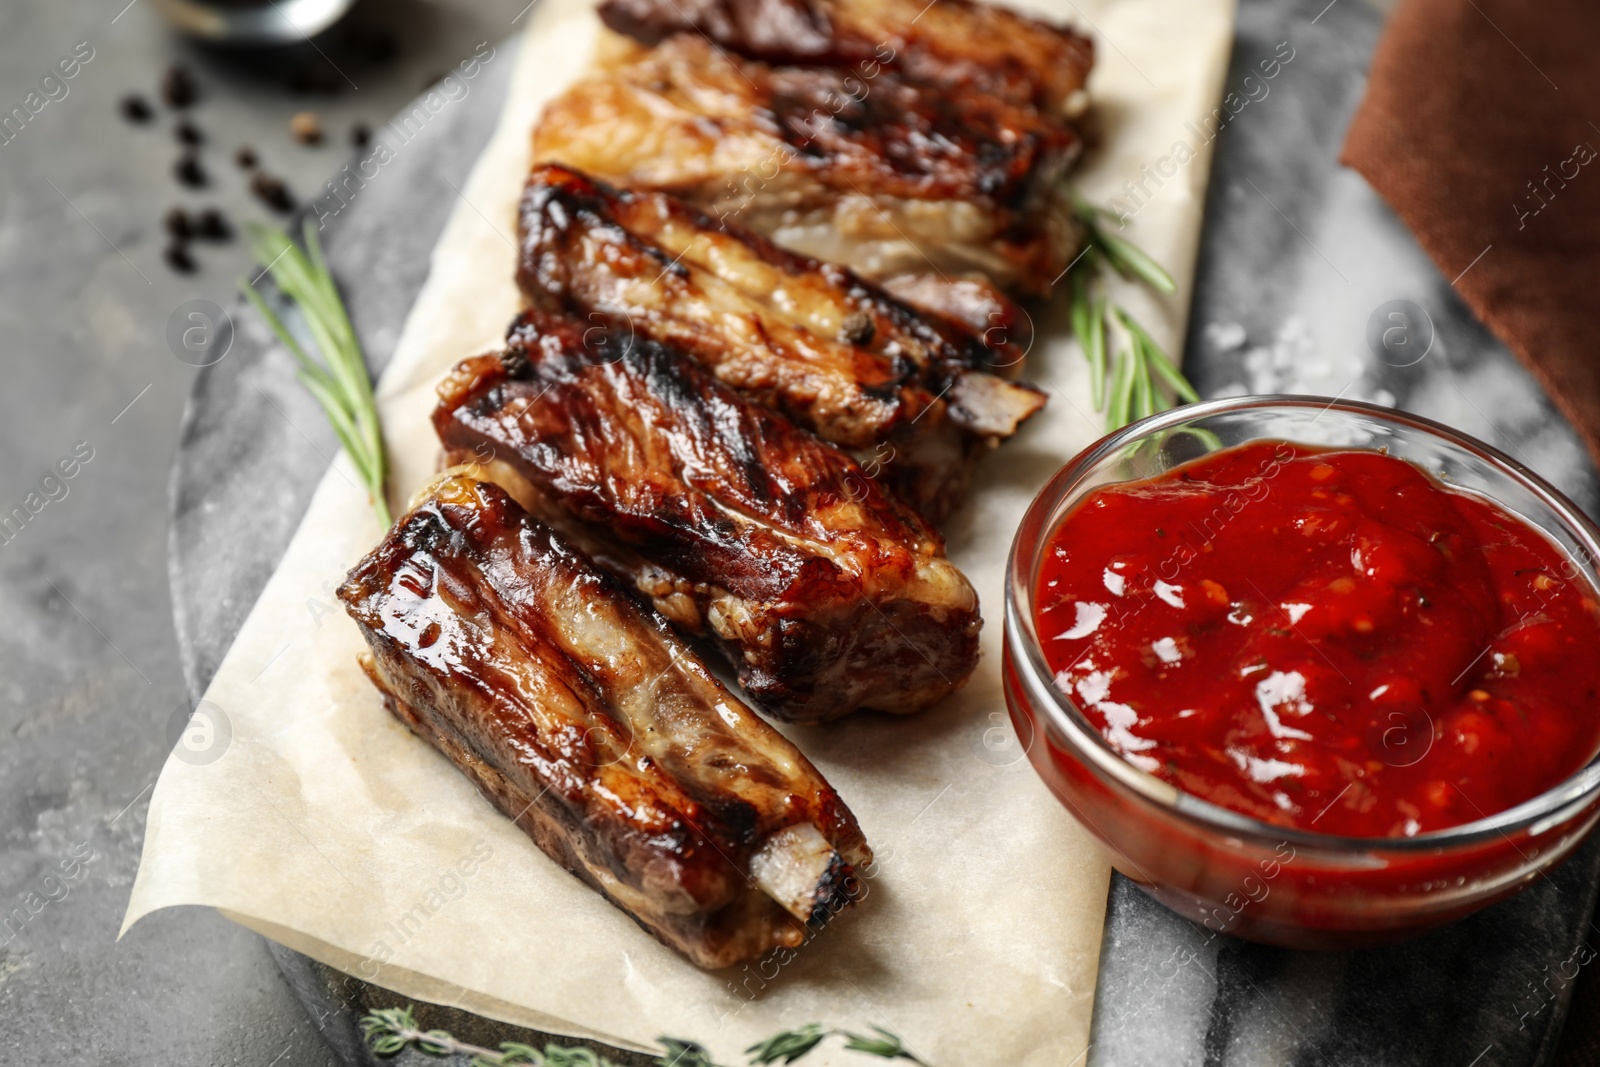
left=290, top=111, right=323, bottom=145
left=350, top=122, right=371, bottom=148
left=163, top=206, right=192, bottom=240
left=234, top=145, right=258, bottom=169
left=176, top=119, right=203, bottom=146
left=175, top=152, right=207, bottom=187
left=250, top=171, right=294, bottom=212
left=119, top=94, right=154, bottom=123
left=195, top=208, right=231, bottom=240
left=160, top=64, right=197, bottom=109
left=164, top=241, right=196, bottom=273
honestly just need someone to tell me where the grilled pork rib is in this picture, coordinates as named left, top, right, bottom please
left=597, top=0, right=1094, bottom=119
left=516, top=164, right=1045, bottom=518
left=433, top=311, right=981, bottom=723
left=339, top=475, right=871, bottom=968
left=533, top=33, right=1082, bottom=293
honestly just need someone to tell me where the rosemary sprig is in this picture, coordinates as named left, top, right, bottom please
left=1068, top=196, right=1199, bottom=432
left=744, top=1023, right=923, bottom=1065
left=360, top=1007, right=928, bottom=1067
left=242, top=220, right=391, bottom=527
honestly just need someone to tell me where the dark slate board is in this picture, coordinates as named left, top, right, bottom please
left=168, top=4, right=1600, bottom=1064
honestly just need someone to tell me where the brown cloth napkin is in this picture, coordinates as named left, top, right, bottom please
left=1342, top=0, right=1600, bottom=471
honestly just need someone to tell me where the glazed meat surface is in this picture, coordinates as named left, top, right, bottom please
left=516, top=164, right=1045, bottom=518
left=433, top=311, right=981, bottom=723
left=597, top=0, right=1095, bottom=118
left=533, top=33, right=1082, bottom=293
left=877, top=271, right=1033, bottom=348
left=339, top=475, right=871, bottom=968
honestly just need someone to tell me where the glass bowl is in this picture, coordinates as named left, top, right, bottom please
left=1003, top=395, right=1600, bottom=948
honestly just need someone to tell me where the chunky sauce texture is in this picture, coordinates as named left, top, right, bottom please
left=1036, top=440, right=1600, bottom=837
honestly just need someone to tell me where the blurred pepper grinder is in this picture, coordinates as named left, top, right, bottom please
left=151, top=0, right=358, bottom=43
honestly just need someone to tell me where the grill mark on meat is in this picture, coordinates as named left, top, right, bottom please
left=533, top=33, right=1082, bottom=293
left=597, top=0, right=1095, bottom=118
left=340, top=475, right=871, bottom=967
left=435, top=310, right=981, bottom=722
left=515, top=164, right=1044, bottom=518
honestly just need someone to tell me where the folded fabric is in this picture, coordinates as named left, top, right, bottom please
left=1342, top=0, right=1600, bottom=468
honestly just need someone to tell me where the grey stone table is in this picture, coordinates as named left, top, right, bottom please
left=6, top=0, right=1598, bottom=1064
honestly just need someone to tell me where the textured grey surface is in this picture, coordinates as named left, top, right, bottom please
left=0, top=1, right=551, bottom=1063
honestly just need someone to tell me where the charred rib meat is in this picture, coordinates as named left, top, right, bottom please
left=433, top=310, right=981, bottom=723
left=597, top=0, right=1095, bottom=118
left=516, top=164, right=1045, bottom=518
left=339, top=475, right=871, bottom=968
left=533, top=33, right=1082, bottom=293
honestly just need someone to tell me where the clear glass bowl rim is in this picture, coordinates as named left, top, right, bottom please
left=1005, top=393, right=1600, bottom=853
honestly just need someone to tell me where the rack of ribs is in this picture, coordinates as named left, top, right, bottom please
left=596, top=0, right=1094, bottom=119
left=532, top=30, right=1083, bottom=295
left=433, top=309, right=981, bottom=723
left=339, top=474, right=872, bottom=968
left=516, top=163, right=1045, bottom=520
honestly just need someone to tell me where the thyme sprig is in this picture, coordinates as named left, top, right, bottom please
left=1068, top=196, right=1199, bottom=432
left=360, top=1007, right=928, bottom=1067
left=242, top=220, right=391, bottom=527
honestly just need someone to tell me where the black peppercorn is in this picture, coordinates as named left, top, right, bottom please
left=161, top=64, right=197, bottom=109
left=195, top=208, right=231, bottom=240
left=175, top=152, right=207, bottom=187
left=250, top=172, right=294, bottom=213
left=163, top=206, right=192, bottom=240
left=164, top=241, right=196, bottom=273
left=119, top=94, right=154, bottom=123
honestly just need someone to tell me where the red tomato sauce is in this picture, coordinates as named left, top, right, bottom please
left=1035, top=439, right=1600, bottom=837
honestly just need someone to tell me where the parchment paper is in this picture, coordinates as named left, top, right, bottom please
left=123, top=0, right=1235, bottom=1060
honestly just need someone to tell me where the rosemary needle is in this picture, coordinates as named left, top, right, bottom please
left=242, top=220, right=391, bottom=527
left=1071, top=194, right=1178, bottom=294
left=1107, top=346, right=1135, bottom=431
left=1117, top=307, right=1199, bottom=404
left=1066, top=195, right=1199, bottom=431
left=1088, top=295, right=1109, bottom=411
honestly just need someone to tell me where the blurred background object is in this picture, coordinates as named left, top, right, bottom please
left=151, top=0, right=358, bottom=45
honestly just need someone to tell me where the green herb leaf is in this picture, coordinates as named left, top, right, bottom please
left=655, top=1037, right=720, bottom=1067
left=1136, top=334, right=1157, bottom=420
left=415, top=1029, right=457, bottom=1056
left=747, top=1024, right=828, bottom=1064
left=1066, top=192, right=1200, bottom=430
left=1117, top=308, right=1198, bottom=404
left=363, top=1008, right=932, bottom=1067
left=839, top=1026, right=927, bottom=1064
left=1071, top=196, right=1177, bottom=294
left=1107, top=346, right=1135, bottom=431
left=1088, top=296, right=1108, bottom=411
left=242, top=221, right=391, bottom=527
